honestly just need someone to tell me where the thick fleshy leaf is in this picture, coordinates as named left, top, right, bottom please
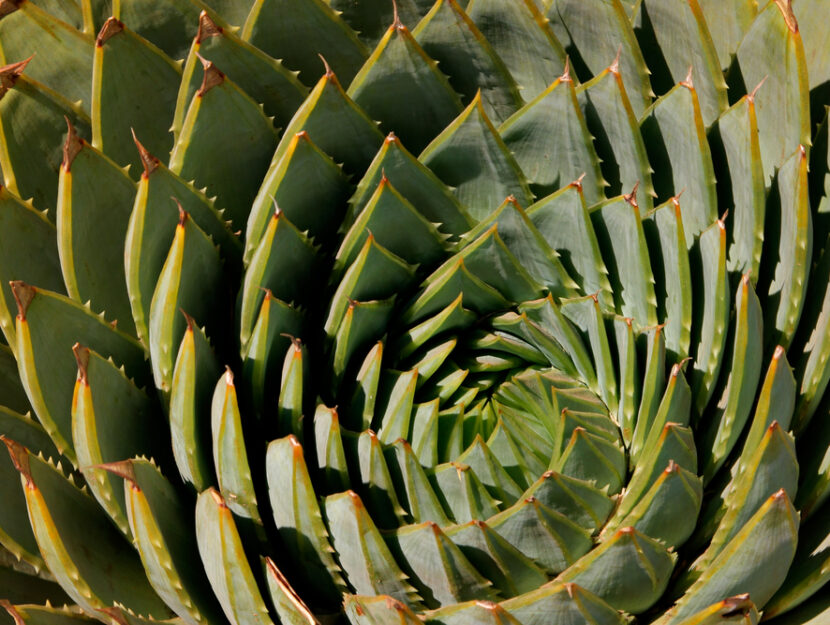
left=412, top=0, right=523, bottom=124
left=1, top=439, right=174, bottom=619
left=658, top=490, right=799, bottom=624
left=100, top=459, right=225, bottom=625
left=0, top=60, right=91, bottom=213
left=575, top=61, right=654, bottom=210
left=466, top=0, right=567, bottom=103
left=419, top=94, right=534, bottom=221
left=266, top=435, right=346, bottom=609
left=347, top=17, right=462, bottom=155
left=640, top=78, right=718, bottom=244
left=0, top=188, right=64, bottom=349
left=58, top=121, right=137, bottom=336
left=696, top=0, right=757, bottom=70
left=71, top=345, right=164, bottom=536
left=732, top=0, right=810, bottom=184
left=168, top=58, right=279, bottom=231
left=589, top=191, right=658, bottom=327
left=640, top=0, right=727, bottom=126
left=500, top=582, right=625, bottom=625
left=500, top=67, right=604, bottom=203
left=343, top=595, right=421, bottom=625
left=12, top=284, right=149, bottom=465
left=148, top=210, right=227, bottom=393
left=547, top=0, right=652, bottom=117
left=0, top=3, right=93, bottom=111
left=211, top=368, right=260, bottom=523
left=91, top=18, right=181, bottom=175
left=241, top=0, right=368, bottom=87
left=195, top=489, right=275, bottom=625
left=173, top=11, right=307, bottom=140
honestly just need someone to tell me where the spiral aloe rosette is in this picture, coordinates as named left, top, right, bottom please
left=0, top=0, right=829, bottom=624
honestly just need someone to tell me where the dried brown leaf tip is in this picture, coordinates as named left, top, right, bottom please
left=197, top=10, right=223, bottom=43
left=0, top=0, right=21, bottom=19
left=196, top=54, right=225, bottom=96
left=774, top=0, right=798, bottom=33
left=0, top=56, right=32, bottom=97
left=131, top=129, right=161, bottom=177
left=96, top=17, right=124, bottom=47
left=72, top=342, right=90, bottom=385
left=63, top=117, right=85, bottom=171
left=9, top=280, right=35, bottom=319
left=1, top=436, right=33, bottom=488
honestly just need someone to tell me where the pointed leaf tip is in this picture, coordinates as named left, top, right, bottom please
left=1, top=436, right=32, bottom=487
left=721, top=594, right=753, bottom=616
left=96, top=17, right=124, bottom=47
left=0, top=0, right=22, bottom=18
left=774, top=0, right=798, bottom=32
left=196, top=55, right=224, bottom=95
left=94, top=460, right=137, bottom=485
left=62, top=116, right=84, bottom=170
left=72, top=342, right=90, bottom=384
left=9, top=280, right=35, bottom=318
left=0, top=55, right=32, bottom=96
left=131, top=129, right=160, bottom=176
left=0, top=601, right=25, bottom=625
left=197, top=11, right=222, bottom=42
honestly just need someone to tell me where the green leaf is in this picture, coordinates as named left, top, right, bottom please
left=658, top=490, right=799, bottom=624
left=589, top=191, right=658, bottom=327
left=1, top=439, right=174, bottom=619
left=387, top=522, right=497, bottom=608
left=466, top=0, right=567, bottom=103
left=91, top=18, right=181, bottom=175
left=708, top=93, right=765, bottom=279
left=263, top=557, right=320, bottom=625
left=346, top=17, right=462, bottom=155
left=698, top=273, right=763, bottom=484
left=689, top=219, right=729, bottom=414
left=148, top=210, right=226, bottom=393
left=169, top=58, right=279, bottom=232
left=0, top=3, right=93, bottom=111
left=640, top=78, right=718, bottom=244
left=527, top=182, right=613, bottom=307
left=386, top=439, right=450, bottom=526
left=241, top=0, right=368, bottom=87
left=547, top=0, right=652, bottom=117
left=265, top=435, right=346, bottom=609
left=500, top=582, right=626, bottom=625
left=324, top=491, right=422, bottom=609
left=346, top=133, right=473, bottom=238
left=0, top=188, right=64, bottom=350
left=557, top=526, right=676, bottom=614
left=99, top=459, right=225, bottom=625
left=576, top=62, right=654, bottom=210
left=328, top=0, right=427, bottom=47
left=58, top=121, right=137, bottom=336
left=423, top=599, right=523, bottom=625
left=313, top=404, right=351, bottom=493
left=0, top=61, right=91, bottom=213
left=115, top=0, right=206, bottom=61
left=211, top=368, right=260, bottom=523
left=758, top=145, right=812, bottom=350
left=343, top=595, right=421, bottom=625
left=246, top=131, right=350, bottom=263
left=195, top=488, right=275, bottom=625
left=521, top=469, right=615, bottom=533
left=169, top=313, right=220, bottom=491
left=640, top=0, right=728, bottom=126
left=696, top=0, right=757, bottom=70
left=500, top=68, right=604, bottom=203
left=71, top=345, right=164, bottom=536
left=419, top=94, right=534, bottom=221
left=432, top=462, right=500, bottom=523
left=0, top=603, right=93, bottom=625
left=126, top=135, right=240, bottom=346
left=733, top=0, right=810, bottom=184
left=173, top=11, right=307, bottom=141
left=664, top=595, right=759, bottom=625
left=12, top=283, right=148, bottom=466
left=353, top=429, right=409, bottom=528
left=277, top=338, right=307, bottom=440
left=412, top=0, right=523, bottom=125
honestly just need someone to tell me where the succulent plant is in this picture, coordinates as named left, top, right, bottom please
left=0, top=0, right=829, bottom=624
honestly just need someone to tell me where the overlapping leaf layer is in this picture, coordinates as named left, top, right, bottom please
left=0, top=0, right=829, bottom=624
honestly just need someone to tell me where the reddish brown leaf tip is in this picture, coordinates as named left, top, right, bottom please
left=564, top=582, right=577, bottom=598
left=0, top=0, right=21, bottom=19
left=0, top=601, right=25, bottom=625
left=9, top=280, right=35, bottom=319
left=385, top=132, right=399, bottom=145
left=196, top=11, right=222, bottom=42
left=96, top=17, right=124, bottom=47
left=609, top=46, right=622, bottom=75
left=560, top=57, right=572, bottom=82
left=94, top=460, right=137, bottom=485
left=319, top=54, right=335, bottom=80
left=772, top=488, right=788, bottom=501
left=774, top=0, right=798, bottom=33
left=0, top=56, right=32, bottom=97
left=1, top=436, right=32, bottom=487
left=570, top=172, right=586, bottom=191
left=664, top=459, right=679, bottom=474
left=223, top=365, right=235, bottom=386
left=748, top=76, right=768, bottom=103
left=172, top=196, right=188, bottom=225
left=475, top=601, right=499, bottom=611
left=62, top=117, right=84, bottom=171
left=72, top=343, right=90, bottom=385
left=617, top=526, right=636, bottom=536
left=680, top=66, right=694, bottom=90
left=208, top=487, right=227, bottom=507
left=131, top=129, right=160, bottom=177
left=196, top=55, right=224, bottom=96
left=392, top=0, right=403, bottom=30
left=624, top=182, right=640, bottom=207
left=721, top=594, right=753, bottom=617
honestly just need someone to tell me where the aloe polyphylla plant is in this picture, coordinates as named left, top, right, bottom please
left=0, top=0, right=829, bottom=624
